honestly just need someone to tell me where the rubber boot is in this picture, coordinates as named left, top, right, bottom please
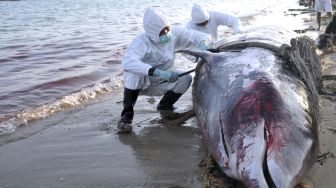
left=325, top=15, right=336, bottom=34
left=319, top=15, right=336, bottom=50
left=117, top=88, right=140, bottom=133
left=157, top=90, right=182, bottom=111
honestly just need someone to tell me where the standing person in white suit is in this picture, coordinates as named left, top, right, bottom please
left=312, top=0, right=332, bottom=31
left=186, top=3, right=242, bottom=42
left=117, top=7, right=211, bottom=133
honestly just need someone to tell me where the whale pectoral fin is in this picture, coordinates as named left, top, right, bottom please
left=159, top=110, right=195, bottom=125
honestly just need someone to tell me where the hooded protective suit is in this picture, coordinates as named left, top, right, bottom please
left=122, top=7, right=211, bottom=96
left=186, top=4, right=241, bottom=42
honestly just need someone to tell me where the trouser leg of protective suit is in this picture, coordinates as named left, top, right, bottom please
left=157, top=90, right=183, bottom=111
left=117, top=88, right=140, bottom=132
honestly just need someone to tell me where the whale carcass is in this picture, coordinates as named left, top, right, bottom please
left=187, top=26, right=321, bottom=188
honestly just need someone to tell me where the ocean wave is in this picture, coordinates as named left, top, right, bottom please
left=0, top=76, right=123, bottom=136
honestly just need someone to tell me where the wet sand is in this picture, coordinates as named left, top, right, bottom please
left=1, top=4, right=336, bottom=188
left=306, top=53, right=336, bottom=187
left=0, top=89, right=207, bottom=188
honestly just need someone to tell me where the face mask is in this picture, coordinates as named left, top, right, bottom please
left=159, top=31, right=172, bottom=44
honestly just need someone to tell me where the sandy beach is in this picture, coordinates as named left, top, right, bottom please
left=0, top=88, right=208, bottom=188
left=0, top=1, right=336, bottom=188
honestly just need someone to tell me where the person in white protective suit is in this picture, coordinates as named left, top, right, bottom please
left=186, top=3, right=242, bottom=42
left=117, top=7, right=211, bottom=133
left=311, top=0, right=332, bottom=31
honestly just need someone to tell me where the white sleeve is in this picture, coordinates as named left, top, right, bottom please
left=185, top=21, right=193, bottom=30
left=173, top=26, right=212, bottom=51
left=121, top=36, right=152, bottom=76
left=213, top=12, right=241, bottom=33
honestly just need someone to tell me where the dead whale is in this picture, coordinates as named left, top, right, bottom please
left=185, top=26, right=321, bottom=188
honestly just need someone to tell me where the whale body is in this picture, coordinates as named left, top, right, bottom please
left=188, top=26, right=321, bottom=188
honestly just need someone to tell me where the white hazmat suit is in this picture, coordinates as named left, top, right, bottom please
left=186, top=4, right=241, bottom=42
left=122, top=7, right=212, bottom=96
left=117, top=7, right=211, bottom=133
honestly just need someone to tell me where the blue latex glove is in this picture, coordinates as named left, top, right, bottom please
left=153, top=69, right=179, bottom=83
left=198, top=40, right=210, bottom=50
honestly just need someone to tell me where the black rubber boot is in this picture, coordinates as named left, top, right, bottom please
left=325, top=15, right=336, bottom=34
left=157, top=90, right=183, bottom=111
left=117, top=88, right=140, bottom=133
left=319, top=15, right=336, bottom=50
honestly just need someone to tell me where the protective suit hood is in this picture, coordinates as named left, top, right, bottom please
left=143, top=7, right=170, bottom=44
left=191, top=4, right=209, bottom=24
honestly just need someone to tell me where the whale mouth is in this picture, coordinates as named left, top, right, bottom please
left=263, top=161, right=277, bottom=188
left=263, top=127, right=277, bottom=188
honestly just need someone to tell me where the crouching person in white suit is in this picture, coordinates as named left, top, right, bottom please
left=118, top=7, right=211, bottom=133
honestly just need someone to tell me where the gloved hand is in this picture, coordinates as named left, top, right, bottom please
left=198, top=40, right=210, bottom=50
left=153, top=69, right=179, bottom=83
